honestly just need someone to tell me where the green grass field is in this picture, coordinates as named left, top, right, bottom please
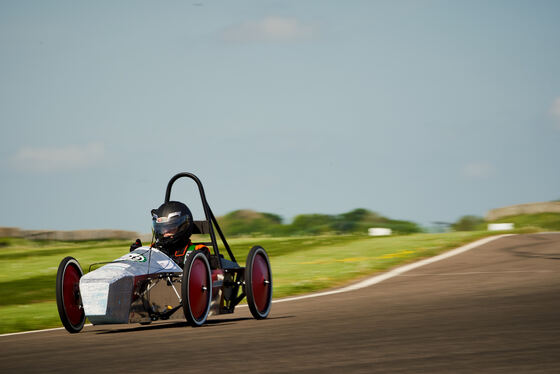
left=0, top=230, right=533, bottom=334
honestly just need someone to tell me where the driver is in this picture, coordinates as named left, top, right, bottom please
left=136, top=201, right=210, bottom=267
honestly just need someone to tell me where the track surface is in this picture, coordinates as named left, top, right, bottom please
left=2, top=233, right=560, bottom=373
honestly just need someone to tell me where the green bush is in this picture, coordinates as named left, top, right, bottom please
left=218, top=210, right=283, bottom=236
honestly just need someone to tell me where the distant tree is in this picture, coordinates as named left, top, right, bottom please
left=451, top=215, right=484, bottom=231
left=382, top=219, right=422, bottom=234
left=261, top=212, right=283, bottom=224
left=339, top=208, right=376, bottom=222
left=290, top=214, right=335, bottom=235
left=218, top=210, right=282, bottom=236
left=217, top=208, right=422, bottom=236
left=334, top=208, right=421, bottom=234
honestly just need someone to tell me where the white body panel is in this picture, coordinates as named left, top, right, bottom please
left=79, top=247, right=182, bottom=324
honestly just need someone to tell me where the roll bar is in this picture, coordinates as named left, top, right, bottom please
left=164, top=172, right=236, bottom=263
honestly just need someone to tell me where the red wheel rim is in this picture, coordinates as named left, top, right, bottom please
left=252, top=253, right=270, bottom=313
left=188, top=257, right=209, bottom=320
left=62, top=264, right=84, bottom=326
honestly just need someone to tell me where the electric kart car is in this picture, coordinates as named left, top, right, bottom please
left=55, top=172, right=272, bottom=333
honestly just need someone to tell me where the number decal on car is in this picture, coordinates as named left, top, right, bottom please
left=121, top=253, right=147, bottom=262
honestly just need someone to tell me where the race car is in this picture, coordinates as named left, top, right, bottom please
left=55, top=172, right=272, bottom=333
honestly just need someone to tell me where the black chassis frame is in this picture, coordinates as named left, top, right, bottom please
left=149, top=172, right=247, bottom=319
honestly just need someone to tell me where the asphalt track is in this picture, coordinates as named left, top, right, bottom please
left=1, top=233, right=559, bottom=373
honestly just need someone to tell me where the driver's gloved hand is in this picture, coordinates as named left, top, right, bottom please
left=130, top=239, right=142, bottom=252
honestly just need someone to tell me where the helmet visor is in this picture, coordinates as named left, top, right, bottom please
left=152, top=213, right=188, bottom=238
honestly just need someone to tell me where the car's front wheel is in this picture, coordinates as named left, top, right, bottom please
left=56, top=256, right=86, bottom=333
left=181, top=251, right=212, bottom=327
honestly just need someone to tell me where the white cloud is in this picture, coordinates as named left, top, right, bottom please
left=11, top=142, right=105, bottom=172
left=550, top=97, right=560, bottom=129
left=222, top=17, right=317, bottom=43
left=462, top=162, right=495, bottom=179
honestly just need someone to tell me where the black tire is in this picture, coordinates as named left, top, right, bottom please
left=56, top=256, right=86, bottom=333
left=245, top=246, right=272, bottom=319
left=181, top=251, right=212, bottom=327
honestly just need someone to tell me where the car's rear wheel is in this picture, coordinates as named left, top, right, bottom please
left=245, top=246, right=272, bottom=319
left=56, top=256, right=86, bottom=333
left=182, top=251, right=212, bottom=327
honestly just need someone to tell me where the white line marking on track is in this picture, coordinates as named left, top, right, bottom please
left=271, top=234, right=513, bottom=304
left=1, top=234, right=514, bottom=337
left=0, top=324, right=93, bottom=337
left=397, top=270, right=552, bottom=277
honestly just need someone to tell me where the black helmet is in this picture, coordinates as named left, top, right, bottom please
left=151, top=201, right=194, bottom=247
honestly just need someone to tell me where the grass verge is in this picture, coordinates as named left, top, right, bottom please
left=488, top=213, right=560, bottom=231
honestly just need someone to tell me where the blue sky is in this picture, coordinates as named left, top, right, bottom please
left=1, top=0, right=559, bottom=232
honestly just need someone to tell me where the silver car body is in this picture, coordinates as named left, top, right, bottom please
left=79, top=247, right=183, bottom=325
